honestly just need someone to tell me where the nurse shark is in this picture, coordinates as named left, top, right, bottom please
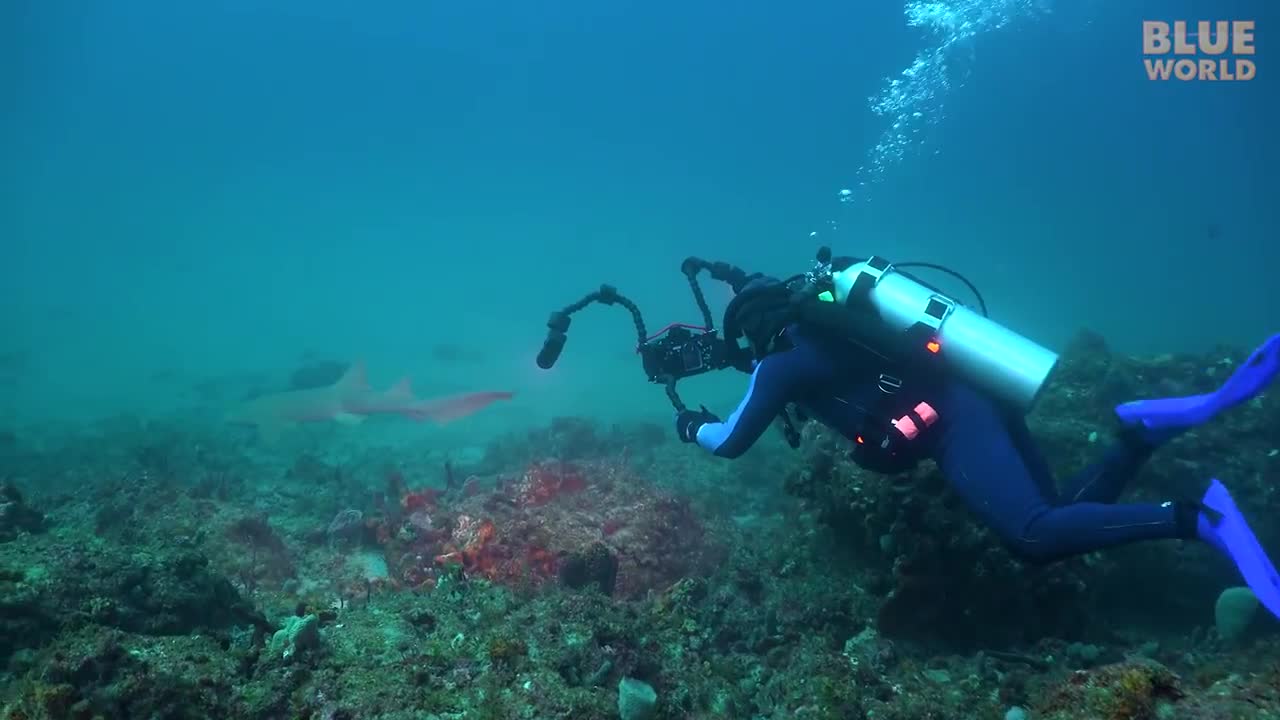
left=227, top=360, right=513, bottom=440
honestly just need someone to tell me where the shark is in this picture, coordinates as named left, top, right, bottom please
left=226, top=360, right=513, bottom=440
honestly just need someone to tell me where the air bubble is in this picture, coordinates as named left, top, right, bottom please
left=837, top=0, right=1050, bottom=204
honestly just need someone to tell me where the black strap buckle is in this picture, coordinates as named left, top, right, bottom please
left=877, top=373, right=902, bottom=394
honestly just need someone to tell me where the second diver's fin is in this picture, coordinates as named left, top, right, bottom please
left=1115, top=333, right=1280, bottom=444
left=1198, top=478, right=1280, bottom=623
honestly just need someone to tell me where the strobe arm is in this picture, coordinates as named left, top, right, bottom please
left=681, top=257, right=757, bottom=293
left=534, top=257, right=766, bottom=416
left=679, top=256, right=763, bottom=335
left=535, top=285, right=648, bottom=370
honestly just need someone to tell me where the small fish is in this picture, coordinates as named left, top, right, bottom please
left=226, top=360, right=513, bottom=440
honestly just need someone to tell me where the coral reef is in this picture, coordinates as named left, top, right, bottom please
left=1, top=330, right=1278, bottom=719
left=0, top=481, right=44, bottom=543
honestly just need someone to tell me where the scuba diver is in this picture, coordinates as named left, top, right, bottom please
left=674, top=256, right=1280, bottom=619
left=534, top=248, right=1280, bottom=621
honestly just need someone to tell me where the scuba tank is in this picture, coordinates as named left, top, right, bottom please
left=826, top=255, right=1059, bottom=414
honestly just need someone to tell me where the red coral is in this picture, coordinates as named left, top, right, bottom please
left=375, top=455, right=723, bottom=599
left=513, top=461, right=587, bottom=508
left=396, top=551, right=438, bottom=590
left=434, top=515, right=505, bottom=579
left=526, top=545, right=557, bottom=576
left=401, top=488, right=439, bottom=512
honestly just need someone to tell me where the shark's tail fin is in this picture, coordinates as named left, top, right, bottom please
left=405, top=391, right=515, bottom=423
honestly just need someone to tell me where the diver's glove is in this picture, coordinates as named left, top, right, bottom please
left=676, top=406, right=720, bottom=444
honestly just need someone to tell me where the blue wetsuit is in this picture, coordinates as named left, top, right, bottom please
left=694, top=326, right=1186, bottom=564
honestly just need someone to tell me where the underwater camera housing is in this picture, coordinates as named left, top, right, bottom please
left=638, top=323, right=731, bottom=383
left=533, top=258, right=758, bottom=413
left=534, top=256, right=809, bottom=447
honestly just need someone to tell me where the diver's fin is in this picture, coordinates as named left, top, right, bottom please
left=1198, top=479, right=1280, bottom=623
left=1115, top=332, right=1280, bottom=444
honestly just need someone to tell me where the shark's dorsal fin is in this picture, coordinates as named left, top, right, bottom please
left=337, top=360, right=369, bottom=391
left=386, top=377, right=414, bottom=399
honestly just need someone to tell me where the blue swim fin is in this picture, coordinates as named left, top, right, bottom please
left=1198, top=479, right=1280, bottom=623
left=1115, top=333, right=1280, bottom=444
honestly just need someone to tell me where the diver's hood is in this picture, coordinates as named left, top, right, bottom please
left=722, top=275, right=793, bottom=370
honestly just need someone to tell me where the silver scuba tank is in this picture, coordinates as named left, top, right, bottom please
left=830, top=256, right=1059, bottom=414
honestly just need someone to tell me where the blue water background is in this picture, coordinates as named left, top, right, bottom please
left=2, top=0, right=1275, bottom=429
